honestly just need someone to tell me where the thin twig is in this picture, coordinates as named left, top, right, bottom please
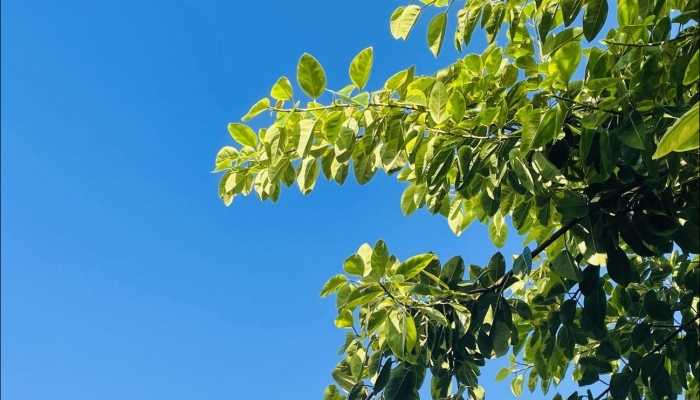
left=549, top=94, right=622, bottom=115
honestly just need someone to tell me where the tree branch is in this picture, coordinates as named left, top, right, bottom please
left=549, top=94, right=622, bottom=115
left=270, top=101, right=422, bottom=113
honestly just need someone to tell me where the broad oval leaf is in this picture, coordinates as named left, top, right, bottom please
left=396, top=253, right=436, bottom=279
left=270, top=76, right=293, bottom=101
left=684, top=51, right=699, bottom=85
left=297, top=53, right=327, bottom=99
left=427, top=12, right=447, bottom=57
left=383, top=363, right=419, bottom=400
left=532, top=105, right=563, bottom=149
left=652, top=102, right=699, bottom=159
left=583, top=0, right=608, bottom=41
left=227, top=123, right=257, bottom=147
left=241, top=97, right=270, bottom=121
left=429, top=81, right=449, bottom=124
left=390, top=5, right=421, bottom=40
left=349, top=47, right=373, bottom=90
left=320, top=274, right=348, bottom=297
left=447, top=90, right=466, bottom=123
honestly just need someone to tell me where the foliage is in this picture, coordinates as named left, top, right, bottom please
left=214, top=0, right=700, bottom=399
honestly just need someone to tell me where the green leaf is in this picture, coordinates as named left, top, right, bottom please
left=550, top=250, right=581, bottom=281
left=652, top=102, right=700, bottom=159
left=616, top=0, right=638, bottom=26
left=583, top=0, right=608, bottom=41
left=297, top=119, right=316, bottom=157
left=684, top=51, right=699, bottom=85
left=297, top=53, right=326, bottom=99
left=387, top=310, right=418, bottom=357
left=374, top=359, right=393, bottom=392
left=455, top=6, right=481, bottom=50
left=532, top=105, right=562, bottom=149
left=384, top=363, right=419, bottom=400
left=297, top=157, right=319, bottom=194
left=349, top=47, right=373, bottom=90
left=421, top=306, right=449, bottom=327
left=511, top=374, right=524, bottom=397
left=335, top=309, right=353, bottom=328
left=345, top=285, right=383, bottom=308
left=440, top=256, right=464, bottom=287
left=227, top=123, right=257, bottom=147
left=431, top=373, right=451, bottom=399
left=447, top=90, right=466, bottom=123
left=370, top=240, right=389, bottom=278
left=610, top=371, right=633, bottom=399
left=270, top=76, right=293, bottom=101
left=429, top=81, right=449, bottom=124
left=400, top=185, right=418, bottom=216
left=544, top=27, right=583, bottom=55
left=496, top=368, right=511, bottom=382
left=344, top=254, right=365, bottom=276
left=396, top=253, right=436, bottom=279
left=390, top=5, right=421, bottom=40
left=562, top=0, right=583, bottom=26
left=488, top=212, right=507, bottom=248
left=213, top=146, right=237, bottom=172
left=487, top=252, right=506, bottom=281
left=643, top=291, right=672, bottom=321
left=550, top=41, right=581, bottom=82
left=323, top=384, right=343, bottom=400
left=491, top=320, right=511, bottom=356
left=427, top=12, right=447, bottom=57
left=320, top=274, right=347, bottom=297
left=605, top=245, right=636, bottom=286
left=241, top=97, right=270, bottom=121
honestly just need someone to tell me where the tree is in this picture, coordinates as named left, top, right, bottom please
left=214, top=0, right=699, bottom=399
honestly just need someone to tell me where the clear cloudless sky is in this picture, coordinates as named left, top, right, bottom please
left=2, top=1, right=614, bottom=399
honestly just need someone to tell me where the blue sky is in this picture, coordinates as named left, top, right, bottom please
left=2, top=1, right=611, bottom=399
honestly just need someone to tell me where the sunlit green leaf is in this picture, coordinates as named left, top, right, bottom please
left=227, top=123, right=257, bottom=147
left=297, top=53, right=326, bottom=99
left=427, top=12, right=447, bottom=57
left=349, top=47, right=373, bottom=90
left=652, top=102, right=700, bottom=159
left=390, top=6, right=421, bottom=40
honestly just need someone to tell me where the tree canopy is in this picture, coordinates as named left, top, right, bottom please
left=214, top=0, right=700, bottom=399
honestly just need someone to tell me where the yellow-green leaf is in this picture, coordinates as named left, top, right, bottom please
left=427, top=12, right=447, bottom=57
left=227, top=123, right=257, bottom=147
left=241, top=97, right=270, bottom=121
left=270, top=76, right=293, bottom=101
left=429, top=81, right=449, bottom=124
left=320, top=274, right=347, bottom=297
left=447, top=90, right=466, bottom=123
left=390, top=5, right=421, bottom=40
left=396, top=253, right=436, bottom=279
left=684, top=51, right=699, bottom=85
left=489, top=212, right=507, bottom=248
left=213, top=146, right=238, bottom=172
left=550, top=41, right=581, bottom=82
left=297, top=53, right=326, bottom=99
left=496, top=368, right=511, bottom=382
left=511, top=374, right=524, bottom=397
left=297, top=157, right=319, bottom=194
left=349, top=47, right=373, bottom=90
left=532, top=105, right=562, bottom=148
left=335, top=309, right=353, bottom=328
left=652, top=103, right=700, bottom=159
